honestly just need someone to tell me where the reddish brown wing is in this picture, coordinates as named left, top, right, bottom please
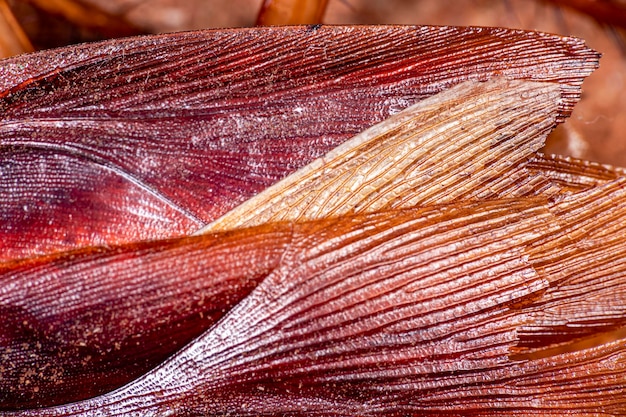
left=0, top=25, right=599, bottom=261
left=521, top=176, right=626, bottom=348
left=0, top=223, right=292, bottom=409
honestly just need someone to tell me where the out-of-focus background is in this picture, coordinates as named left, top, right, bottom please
left=3, top=0, right=626, bottom=166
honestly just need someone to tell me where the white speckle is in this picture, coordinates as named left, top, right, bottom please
left=384, top=98, right=413, bottom=116
left=293, top=107, right=305, bottom=115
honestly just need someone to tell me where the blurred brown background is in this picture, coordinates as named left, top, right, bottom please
left=4, top=0, right=626, bottom=166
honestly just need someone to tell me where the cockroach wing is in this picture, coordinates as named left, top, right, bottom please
left=0, top=147, right=203, bottom=259
left=520, top=176, right=626, bottom=349
left=525, top=152, right=626, bottom=195
left=0, top=224, right=292, bottom=409
left=0, top=26, right=599, bottom=261
left=202, top=78, right=561, bottom=232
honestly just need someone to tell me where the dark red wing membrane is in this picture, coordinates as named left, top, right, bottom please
left=0, top=224, right=292, bottom=409
left=0, top=147, right=203, bottom=258
left=0, top=25, right=599, bottom=261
